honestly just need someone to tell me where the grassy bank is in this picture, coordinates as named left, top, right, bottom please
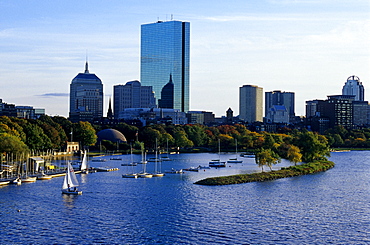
left=194, top=160, right=335, bottom=186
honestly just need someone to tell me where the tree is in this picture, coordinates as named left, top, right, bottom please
left=287, top=145, right=302, bottom=166
left=255, top=148, right=281, bottom=172
left=73, top=121, right=97, bottom=147
left=139, top=127, right=162, bottom=149
left=173, top=130, right=193, bottom=148
left=22, top=122, right=52, bottom=150
left=184, top=124, right=209, bottom=146
left=0, top=133, right=29, bottom=155
left=292, top=130, right=330, bottom=162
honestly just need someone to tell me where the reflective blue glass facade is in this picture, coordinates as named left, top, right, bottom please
left=140, top=20, right=190, bottom=112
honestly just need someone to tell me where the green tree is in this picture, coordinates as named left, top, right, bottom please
left=0, top=133, right=29, bottom=155
left=173, top=130, right=193, bottom=148
left=184, top=124, right=208, bottom=146
left=255, top=148, right=281, bottom=172
left=22, top=122, right=52, bottom=150
left=287, top=145, right=302, bottom=166
left=73, top=121, right=97, bottom=147
left=293, top=130, right=330, bottom=162
left=139, top=127, right=162, bottom=149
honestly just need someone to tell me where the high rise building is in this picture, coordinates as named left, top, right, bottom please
left=69, top=62, right=103, bottom=122
left=113, top=80, right=156, bottom=118
left=140, top=20, right=190, bottom=112
left=239, top=85, right=263, bottom=122
left=342, top=75, right=364, bottom=101
left=265, top=90, right=295, bottom=117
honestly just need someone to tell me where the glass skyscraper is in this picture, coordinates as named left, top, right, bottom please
left=140, top=20, right=190, bottom=112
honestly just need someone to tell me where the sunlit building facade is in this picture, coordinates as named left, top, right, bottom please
left=69, top=62, right=103, bottom=122
left=140, top=20, right=190, bottom=112
left=342, top=75, right=364, bottom=101
left=239, top=85, right=263, bottom=123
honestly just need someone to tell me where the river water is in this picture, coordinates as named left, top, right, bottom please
left=0, top=151, right=369, bottom=244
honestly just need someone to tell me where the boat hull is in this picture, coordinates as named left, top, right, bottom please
left=62, top=189, right=82, bottom=195
left=122, top=174, right=138, bottom=178
left=209, top=162, right=226, bottom=167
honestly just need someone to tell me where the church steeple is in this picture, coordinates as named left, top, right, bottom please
left=107, top=97, right=113, bottom=120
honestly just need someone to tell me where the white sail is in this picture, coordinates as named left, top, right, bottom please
left=62, top=161, right=79, bottom=190
left=80, top=151, right=88, bottom=171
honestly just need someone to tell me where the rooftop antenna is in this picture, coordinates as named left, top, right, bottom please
left=84, top=50, right=89, bottom=74
left=171, top=14, right=173, bottom=20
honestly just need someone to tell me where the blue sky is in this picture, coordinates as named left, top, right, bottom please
left=0, top=0, right=369, bottom=117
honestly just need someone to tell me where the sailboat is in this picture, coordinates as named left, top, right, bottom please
left=122, top=147, right=138, bottom=178
left=62, top=161, right=82, bottom=195
left=160, top=138, right=172, bottom=161
left=138, top=149, right=152, bottom=178
left=152, top=139, right=164, bottom=177
left=227, top=139, right=243, bottom=163
left=209, top=139, right=226, bottom=167
left=80, top=150, right=89, bottom=174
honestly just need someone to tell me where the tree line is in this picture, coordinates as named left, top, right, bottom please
left=2, top=114, right=367, bottom=169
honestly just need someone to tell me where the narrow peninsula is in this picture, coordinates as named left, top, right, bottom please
left=194, top=160, right=335, bottom=186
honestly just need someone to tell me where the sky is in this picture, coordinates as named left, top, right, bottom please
left=0, top=0, right=369, bottom=118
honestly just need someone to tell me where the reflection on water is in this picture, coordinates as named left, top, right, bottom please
left=0, top=152, right=369, bottom=244
left=62, top=194, right=78, bottom=209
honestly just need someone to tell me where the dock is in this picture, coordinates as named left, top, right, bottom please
left=94, top=167, right=119, bottom=172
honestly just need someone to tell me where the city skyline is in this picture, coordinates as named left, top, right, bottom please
left=0, top=1, right=368, bottom=117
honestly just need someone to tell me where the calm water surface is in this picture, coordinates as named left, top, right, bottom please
left=1, top=151, right=369, bottom=244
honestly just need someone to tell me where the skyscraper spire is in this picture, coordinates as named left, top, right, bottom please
left=84, top=61, right=89, bottom=74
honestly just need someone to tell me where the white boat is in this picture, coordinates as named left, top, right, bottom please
left=227, top=139, right=243, bottom=163
left=209, top=159, right=226, bottom=167
left=122, top=173, right=138, bottom=178
left=209, top=139, right=226, bottom=167
left=11, top=177, right=22, bottom=185
left=122, top=147, right=138, bottom=178
left=165, top=168, right=184, bottom=174
left=160, top=138, right=172, bottom=161
left=138, top=172, right=153, bottom=178
left=152, top=139, right=164, bottom=177
left=37, top=172, right=52, bottom=180
left=80, top=150, right=89, bottom=174
left=227, top=158, right=243, bottom=163
left=62, top=161, right=82, bottom=195
left=21, top=176, right=37, bottom=182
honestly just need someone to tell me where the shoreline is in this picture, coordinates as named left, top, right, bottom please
left=194, top=160, right=335, bottom=186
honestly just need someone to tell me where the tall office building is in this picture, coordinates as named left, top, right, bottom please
left=140, top=20, right=190, bottom=112
left=342, top=75, right=364, bottom=101
left=239, top=85, right=263, bottom=122
left=265, top=90, right=295, bottom=117
left=113, top=80, right=156, bottom=118
left=69, top=62, right=103, bottom=122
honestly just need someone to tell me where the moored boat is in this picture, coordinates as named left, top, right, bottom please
left=165, top=168, right=184, bottom=174
left=21, top=176, right=37, bottom=183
